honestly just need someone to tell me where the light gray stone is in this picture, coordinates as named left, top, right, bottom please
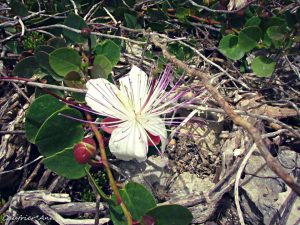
left=240, top=149, right=300, bottom=225
left=169, top=172, right=214, bottom=196
left=115, top=156, right=171, bottom=192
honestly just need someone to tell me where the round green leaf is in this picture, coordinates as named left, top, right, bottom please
left=124, top=13, right=141, bottom=29
left=63, top=13, right=89, bottom=43
left=49, top=48, right=81, bottom=77
left=35, top=51, right=63, bottom=81
left=147, top=9, right=168, bottom=22
left=109, top=182, right=157, bottom=224
left=121, top=182, right=156, bottom=221
left=12, top=56, right=40, bottom=78
left=47, top=37, right=67, bottom=48
left=93, top=55, right=113, bottom=78
left=251, top=56, right=276, bottom=77
left=144, top=205, right=193, bottom=225
left=245, top=16, right=261, bottom=27
left=10, top=0, right=29, bottom=17
left=64, top=71, right=85, bottom=88
left=176, top=7, right=190, bottom=20
left=35, top=108, right=84, bottom=157
left=94, top=40, right=121, bottom=67
left=262, top=17, right=286, bottom=29
left=34, top=45, right=55, bottom=54
left=25, top=95, right=66, bottom=143
left=43, top=147, right=89, bottom=179
left=219, top=35, right=245, bottom=60
left=267, top=26, right=286, bottom=41
left=238, top=26, right=262, bottom=52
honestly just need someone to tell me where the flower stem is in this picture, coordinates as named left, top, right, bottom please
left=85, top=113, right=133, bottom=225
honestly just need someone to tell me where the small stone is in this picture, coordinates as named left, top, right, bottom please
left=170, top=172, right=214, bottom=196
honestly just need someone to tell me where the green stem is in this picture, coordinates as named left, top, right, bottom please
left=86, top=113, right=133, bottom=225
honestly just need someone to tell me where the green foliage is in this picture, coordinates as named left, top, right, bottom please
left=35, top=108, right=84, bottom=156
left=251, top=56, right=276, bottom=77
left=266, top=26, right=286, bottom=41
left=217, top=7, right=300, bottom=77
left=64, top=71, right=85, bottom=88
left=238, top=26, right=262, bottom=52
left=23, top=32, right=45, bottom=50
left=92, top=40, right=121, bottom=78
left=63, top=13, right=89, bottom=43
left=124, top=13, right=142, bottom=29
left=8, top=1, right=299, bottom=224
left=34, top=45, right=55, bottom=54
left=144, top=205, right=193, bottom=225
left=94, top=40, right=121, bottom=67
left=47, top=37, right=67, bottom=48
left=25, top=95, right=66, bottom=143
left=109, top=182, right=193, bottom=225
left=10, top=0, right=29, bottom=17
left=93, top=55, right=113, bottom=78
left=168, top=43, right=195, bottom=61
left=49, top=48, right=82, bottom=77
left=219, top=35, right=244, bottom=60
left=25, top=95, right=86, bottom=179
left=43, top=147, right=88, bottom=179
left=12, top=56, right=40, bottom=78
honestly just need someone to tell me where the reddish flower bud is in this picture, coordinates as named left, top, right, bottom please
left=73, top=138, right=96, bottom=164
left=81, top=27, right=91, bottom=37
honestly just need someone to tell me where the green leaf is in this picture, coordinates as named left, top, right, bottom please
left=124, top=13, right=141, bottom=29
left=10, top=0, right=29, bottom=17
left=168, top=43, right=194, bottom=60
left=63, top=13, right=89, bottom=43
left=219, top=35, right=244, bottom=60
left=34, top=45, right=55, bottom=54
left=35, top=51, right=63, bottom=81
left=49, top=48, right=81, bottom=77
left=12, top=56, right=40, bottom=78
left=245, top=16, right=261, bottom=27
left=121, top=183, right=156, bottom=221
left=43, top=147, right=89, bottom=179
left=143, top=205, right=193, bottom=225
left=64, top=71, right=84, bottom=88
left=238, top=26, right=262, bottom=52
left=93, top=55, right=113, bottom=78
left=266, top=26, right=286, bottom=41
left=109, top=182, right=157, bottom=224
left=176, top=7, right=190, bottom=20
left=251, top=56, right=276, bottom=77
left=25, top=95, right=66, bottom=143
left=71, top=92, right=86, bottom=102
left=109, top=196, right=127, bottom=225
left=47, top=37, right=67, bottom=48
left=148, top=22, right=167, bottom=32
left=35, top=108, right=84, bottom=157
left=94, top=40, right=121, bottom=67
left=263, top=17, right=286, bottom=29
left=147, top=9, right=168, bottom=22
left=285, top=11, right=297, bottom=28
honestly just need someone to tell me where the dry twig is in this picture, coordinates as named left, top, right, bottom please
left=151, top=35, right=300, bottom=197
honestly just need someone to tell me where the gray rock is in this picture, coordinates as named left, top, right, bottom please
left=240, top=149, right=300, bottom=225
left=115, top=156, right=171, bottom=192
left=169, top=172, right=214, bottom=196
